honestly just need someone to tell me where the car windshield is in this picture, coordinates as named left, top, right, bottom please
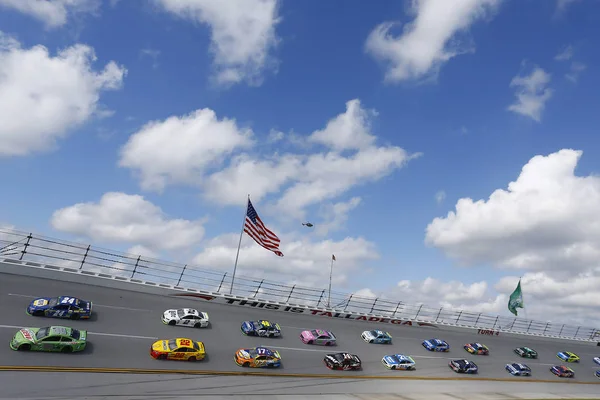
left=167, top=339, right=178, bottom=351
left=176, top=309, right=185, bottom=318
left=70, top=329, right=80, bottom=340
left=35, top=327, right=49, bottom=340
left=48, top=298, right=58, bottom=307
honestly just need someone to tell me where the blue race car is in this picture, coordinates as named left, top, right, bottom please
left=27, top=296, right=92, bottom=320
left=241, top=320, right=281, bottom=337
left=422, top=338, right=449, bottom=352
left=505, top=363, right=531, bottom=376
left=595, top=370, right=600, bottom=379
left=361, top=330, right=392, bottom=344
left=381, top=354, right=416, bottom=370
left=557, top=351, right=580, bottom=362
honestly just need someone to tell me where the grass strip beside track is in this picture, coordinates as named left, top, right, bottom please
left=1, top=365, right=599, bottom=385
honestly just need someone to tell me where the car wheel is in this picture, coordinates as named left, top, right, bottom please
left=168, top=320, right=176, bottom=326
left=188, top=356, right=196, bottom=361
left=62, top=346, right=73, bottom=353
left=243, top=362, right=250, bottom=367
left=158, top=354, right=167, bottom=360
left=307, top=340, right=313, bottom=344
left=325, top=342, right=331, bottom=346
left=33, top=311, right=44, bottom=317
left=70, top=314, right=80, bottom=320
left=18, top=344, right=31, bottom=351
left=369, top=339, right=374, bottom=343
left=194, top=323, right=201, bottom=328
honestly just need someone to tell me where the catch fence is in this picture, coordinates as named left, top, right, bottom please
left=1, top=228, right=598, bottom=341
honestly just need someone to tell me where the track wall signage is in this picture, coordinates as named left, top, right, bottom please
left=173, top=294, right=439, bottom=328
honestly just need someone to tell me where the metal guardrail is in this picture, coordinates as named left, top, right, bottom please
left=1, top=228, right=598, bottom=341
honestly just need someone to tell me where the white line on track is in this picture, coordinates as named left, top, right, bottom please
left=0, top=324, right=157, bottom=340
left=7, top=293, right=152, bottom=312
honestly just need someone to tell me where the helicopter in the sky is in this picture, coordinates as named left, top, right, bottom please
left=302, top=222, right=314, bottom=227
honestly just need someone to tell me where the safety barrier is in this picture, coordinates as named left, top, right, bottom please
left=1, top=228, right=598, bottom=341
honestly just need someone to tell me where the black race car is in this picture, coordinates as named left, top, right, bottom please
left=448, top=359, right=478, bottom=374
left=514, top=346, right=537, bottom=358
left=506, top=363, right=531, bottom=376
left=324, top=352, right=361, bottom=370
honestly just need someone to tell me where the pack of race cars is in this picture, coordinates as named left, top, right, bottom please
left=9, top=295, right=600, bottom=378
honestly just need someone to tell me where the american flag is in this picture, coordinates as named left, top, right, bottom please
left=244, top=199, right=283, bottom=257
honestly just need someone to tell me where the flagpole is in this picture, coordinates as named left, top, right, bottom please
left=327, top=256, right=334, bottom=308
left=230, top=194, right=249, bottom=295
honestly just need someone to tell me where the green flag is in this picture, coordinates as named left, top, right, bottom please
left=508, top=279, right=524, bottom=316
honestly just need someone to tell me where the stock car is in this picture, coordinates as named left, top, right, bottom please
left=505, top=363, right=532, bottom=376
left=9, top=326, right=87, bottom=352
left=241, top=320, right=281, bottom=337
left=448, top=359, right=478, bottom=374
left=422, top=338, right=450, bottom=352
left=464, top=342, right=489, bottom=355
left=150, top=338, right=206, bottom=361
left=300, top=329, right=337, bottom=345
left=514, top=346, right=538, bottom=358
left=595, top=370, right=600, bottom=379
left=161, top=308, right=209, bottom=328
left=550, top=365, right=574, bottom=378
left=26, top=296, right=92, bottom=320
left=324, top=352, right=362, bottom=370
left=361, top=330, right=392, bottom=344
left=593, top=356, right=600, bottom=365
left=557, top=351, right=580, bottom=362
left=381, top=354, right=416, bottom=370
left=234, top=346, right=281, bottom=368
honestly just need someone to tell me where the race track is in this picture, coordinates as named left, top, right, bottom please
left=0, top=273, right=599, bottom=398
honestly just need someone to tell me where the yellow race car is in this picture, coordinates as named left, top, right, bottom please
left=150, top=338, right=205, bottom=361
left=556, top=351, right=580, bottom=363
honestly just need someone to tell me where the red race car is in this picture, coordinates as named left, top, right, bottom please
left=550, top=365, right=574, bottom=378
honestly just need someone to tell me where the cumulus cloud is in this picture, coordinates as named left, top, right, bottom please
left=192, top=232, right=379, bottom=288
left=0, top=32, right=126, bottom=157
left=365, top=0, right=502, bottom=83
left=315, top=197, right=362, bottom=236
left=426, top=149, right=600, bottom=277
left=435, top=190, right=446, bottom=204
left=50, top=192, right=206, bottom=251
left=155, top=0, right=280, bottom=86
left=119, top=108, right=254, bottom=192
left=507, top=66, right=553, bottom=122
left=0, top=0, right=100, bottom=29
left=554, top=45, right=574, bottom=61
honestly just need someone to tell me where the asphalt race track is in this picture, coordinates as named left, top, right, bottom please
left=0, top=273, right=599, bottom=398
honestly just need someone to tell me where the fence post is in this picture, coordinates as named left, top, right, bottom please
left=492, top=316, right=499, bottom=329
left=558, top=324, right=565, bottom=337
left=415, top=304, right=424, bottom=319
left=543, top=322, right=550, bottom=335
left=79, top=245, right=91, bottom=270
left=344, top=295, right=353, bottom=311
left=131, top=256, right=141, bottom=278
left=19, top=233, right=32, bottom=261
left=316, top=290, right=325, bottom=308
left=370, top=298, right=378, bottom=313
left=573, top=326, right=581, bottom=338
left=217, top=273, right=227, bottom=292
left=455, top=311, right=463, bottom=324
left=286, top=285, right=296, bottom=303
left=435, top=308, right=444, bottom=322
left=474, top=313, right=482, bottom=325
left=526, top=320, right=533, bottom=332
left=393, top=301, right=402, bottom=317
left=176, top=264, right=187, bottom=286
left=253, top=280, right=264, bottom=297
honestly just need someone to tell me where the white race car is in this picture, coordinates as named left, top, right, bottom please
left=162, top=308, right=209, bottom=328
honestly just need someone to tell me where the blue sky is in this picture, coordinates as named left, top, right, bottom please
left=1, top=0, right=600, bottom=324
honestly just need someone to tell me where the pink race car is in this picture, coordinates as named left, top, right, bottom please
left=300, top=329, right=337, bottom=346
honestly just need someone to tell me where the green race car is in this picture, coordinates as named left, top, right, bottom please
left=9, top=326, right=87, bottom=353
left=514, top=346, right=538, bottom=358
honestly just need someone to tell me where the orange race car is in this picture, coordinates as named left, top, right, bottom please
left=234, top=346, right=281, bottom=368
left=150, top=337, right=206, bottom=361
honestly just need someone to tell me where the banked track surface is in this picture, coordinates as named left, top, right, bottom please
left=0, top=273, right=599, bottom=399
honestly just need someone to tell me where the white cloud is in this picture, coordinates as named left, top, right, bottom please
left=50, top=192, right=206, bottom=251
left=365, top=0, right=502, bottom=83
left=127, top=245, right=160, bottom=260
left=425, top=149, right=600, bottom=278
left=554, top=44, right=573, bottom=61
left=119, top=108, right=254, bottom=192
left=435, top=190, right=446, bottom=204
left=192, top=232, right=379, bottom=288
left=315, top=197, right=362, bottom=236
left=507, top=66, right=553, bottom=122
left=0, top=0, right=100, bottom=29
left=0, top=32, right=126, bottom=157
left=555, top=0, right=581, bottom=16
left=155, top=0, right=280, bottom=86
left=565, top=61, right=586, bottom=83
left=140, top=48, right=160, bottom=69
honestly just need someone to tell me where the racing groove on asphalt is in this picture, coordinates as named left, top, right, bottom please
left=0, top=273, right=599, bottom=384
